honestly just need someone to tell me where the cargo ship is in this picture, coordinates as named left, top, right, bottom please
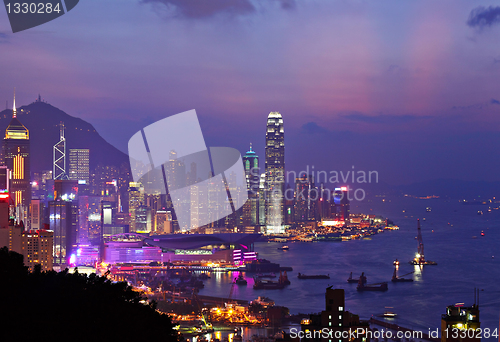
left=253, top=279, right=285, bottom=289
left=297, top=273, right=330, bottom=279
left=356, top=272, right=388, bottom=291
left=347, top=272, right=359, bottom=283
left=391, top=269, right=414, bottom=282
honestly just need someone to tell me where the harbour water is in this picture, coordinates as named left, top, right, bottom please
left=199, top=195, right=500, bottom=340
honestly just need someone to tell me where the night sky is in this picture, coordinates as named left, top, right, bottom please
left=1, top=1, right=500, bottom=185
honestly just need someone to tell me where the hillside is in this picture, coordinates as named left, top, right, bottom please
left=0, top=99, right=130, bottom=174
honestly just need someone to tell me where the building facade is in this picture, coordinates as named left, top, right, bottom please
left=264, top=112, right=285, bottom=235
left=69, top=149, right=90, bottom=183
left=2, top=94, right=30, bottom=221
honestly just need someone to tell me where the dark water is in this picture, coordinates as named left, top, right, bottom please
left=199, top=196, right=500, bottom=339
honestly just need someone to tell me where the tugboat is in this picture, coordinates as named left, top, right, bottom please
left=298, top=273, right=330, bottom=279
left=235, top=273, right=247, bottom=285
left=391, top=269, right=414, bottom=282
left=347, top=272, right=359, bottom=283
left=356, top=272, right=388, bottom=291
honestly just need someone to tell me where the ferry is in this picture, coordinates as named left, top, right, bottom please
left=381, top=311, right=397, bottom=318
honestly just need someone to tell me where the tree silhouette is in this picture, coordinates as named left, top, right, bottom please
left=0, top=247, right=178, bottom=341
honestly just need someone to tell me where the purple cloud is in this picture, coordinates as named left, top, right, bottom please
left=140, top=0, right=255, bottom=18
left=467, top=6, right=500, bottom=29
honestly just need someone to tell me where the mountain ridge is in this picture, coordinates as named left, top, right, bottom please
left=0, top=100, right=130, bottom=175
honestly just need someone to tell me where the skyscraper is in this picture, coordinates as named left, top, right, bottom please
left=265, top=112, right=285, bottom=235
left=2, top=92, right=30, bottom=218
left=69, top=149, right=90, bottom=183
left=242, top=143, right=259, bottom=227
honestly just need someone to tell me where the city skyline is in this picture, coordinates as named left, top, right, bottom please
left=1, top=1, right=500, bottom=184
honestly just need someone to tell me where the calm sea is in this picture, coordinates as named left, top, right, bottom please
left=199, top=195, right=500, bottom=340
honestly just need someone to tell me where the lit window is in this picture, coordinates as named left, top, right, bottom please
left=339, top=306, right=343, bottom=311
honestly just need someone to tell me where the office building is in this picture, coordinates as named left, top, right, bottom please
left=78, top=196, right=102, bottom=245
left=441, top=302, right=480, bottom=342
left=265, top=112, right=285, bottom=234
left=50, top=184, right=78, bottom=265
left=242, top=144, right=259, bottom=227
left=333, top=187, right=350, bottom=223
left=21, top=229, right=53, bottom=271
left=2, top=92, right=30, bottom=220
left=300, top=287, right=370, bottom=342
left=128, top=182, right=144, bottom=232
left=69, top=149, right=90, bottom=183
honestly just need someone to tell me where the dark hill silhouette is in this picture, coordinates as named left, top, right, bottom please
left=0, top=99, right=130, bottom=174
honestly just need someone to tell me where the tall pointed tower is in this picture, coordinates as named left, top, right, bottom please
left=2, top=90, right=31, bottom=214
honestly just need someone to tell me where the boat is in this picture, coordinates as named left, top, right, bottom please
left=347, top=272, right=359, bottom=283
left=478, top=211, right=483, bottom=215
left=253, top=279, right=285, bottom=290
left=393, top=259, right=400, bottom=266
left=381, top=311, right=397, bottom=318
left=256, top=273, right=276, bottom=278
left=356, top=272, right=388, bottom=291
left=391, top=269, right=414, bottom=282
left=297, top=272, right=330, bottom=279
left=278, top=270, right=291, bottom=285
left=235, top=273, right=247, bottom=285
left=481, top=231, right=485, bottom=236
left=426, top=207, right=432, bottom=212
left=278, top=245, right=289, bottom=250
left=250, top=296, right=275, bottom=308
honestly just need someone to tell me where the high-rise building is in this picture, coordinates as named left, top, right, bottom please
left=441, top=303, right=480, bottom=342
left=300, top=287, right=369, bottom=342
left=2, top=92, right=30, bottom=218
left=78, top=195, right=102, bottom=245
left=242, top=144, right=259, bottom=227
left=258, top=173, right=266, bottom=229
left=21, top=229, right=53, bottom=272
left=265, top=112, right=285, bottom=235
left=294, top=175, right=318, bottom=222
left=69, top=149, right=90, bottom=183
left=128, top=182, right=144, bottom=232
left=50, top=198, right=78, bottom=265
left=333, top=187, right=350, bottom=223
left=53, top=123, right=68, bottom=180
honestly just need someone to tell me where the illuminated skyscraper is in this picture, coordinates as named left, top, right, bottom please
left=69, top=149, right=90, bottom=182
left=128, top=182, right=144, bottom=232
left=242, top=143, right=259, bottom=227
left=265, top=112, right=285, bottom=234
left=2, top=91, right=30, bottom=216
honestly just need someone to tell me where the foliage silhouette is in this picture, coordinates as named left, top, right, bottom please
left=0, top=246, right=178, bottom=341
